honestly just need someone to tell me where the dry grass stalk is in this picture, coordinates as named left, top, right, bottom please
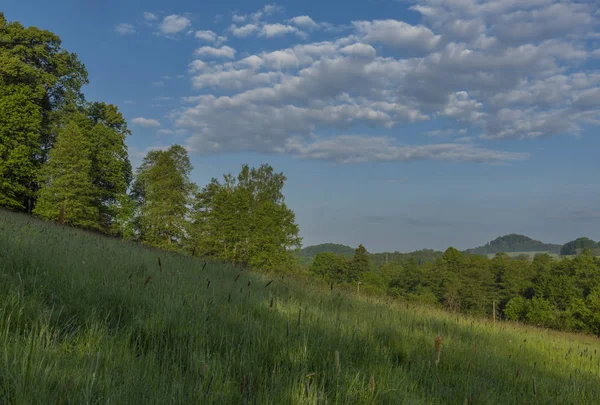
left=143, top=276, right=152, bottom=288
left=335, top=350, right=341, bottom=375
left=434, top=335, right=443, bottom=367
left=369, top=375, right=375, bottom=393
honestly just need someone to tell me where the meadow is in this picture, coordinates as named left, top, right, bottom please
left=1, top=209, right=599, bottom=404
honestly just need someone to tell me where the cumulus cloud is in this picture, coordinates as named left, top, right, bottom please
left=132, top=117, right=161, bottom=127
left=194, top=46, right=236, bottom=59
left=168, top=0, right=600, bottom=164
left=195, top=30, right=217, bottom=42
left=353, top=20, right=441, bottom=52
left=115, top=23, right=135, bottom=35
left=230, top=24, right=260, bottom=38
left=288, top=15, right=319, bottom=30
left=259, top=23, right=302, bottom=38
left=160, top=14, right=191, bottom=35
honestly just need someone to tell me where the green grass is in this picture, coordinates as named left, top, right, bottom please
left=1, top=210, right=600, bottom=404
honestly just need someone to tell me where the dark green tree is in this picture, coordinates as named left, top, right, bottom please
left=310, top=252, right=349, bottom=283
left=348, top=244, right=370, bottom=282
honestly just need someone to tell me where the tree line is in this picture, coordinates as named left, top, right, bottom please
left=0, top=14, right=301, bottom=271
left=310, top=246, right=600, bottom=334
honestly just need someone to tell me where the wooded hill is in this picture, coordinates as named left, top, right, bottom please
left=465, top=234, right=562, bottom=255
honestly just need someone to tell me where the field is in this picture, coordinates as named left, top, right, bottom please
left=484, top=251, right=563, bottom=259
left=1, top=210, right=600, bottom=404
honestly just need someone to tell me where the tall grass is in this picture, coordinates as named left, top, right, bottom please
left=1, top=209, right=599, bottom=404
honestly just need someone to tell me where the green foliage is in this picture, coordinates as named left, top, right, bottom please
left=466, top=234, right=562, bottom=255
left=2, top=209, right=600, bottom=404
left=348, top=244, right=370, bottom=281
left=190, top=164, right=301, bottom=271
left=33, top=119, right=99, bottom=229
left=309, top=252, right=349, bottom=282
left=132, top=145, right=195, bottom=251
left=296, top=243, right=355, bottom=265
left=0, top=13, right=88, bottom=211
left=504, top=296, right=528, bottom=321
left=560, top=237, right=599, bottom=256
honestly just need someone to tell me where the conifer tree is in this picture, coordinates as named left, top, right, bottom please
left=348, top=244, right=370, bottom=281
left=33, top=120, right=98, bottom=229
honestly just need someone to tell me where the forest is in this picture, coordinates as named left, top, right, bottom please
left=308, top=245, right=600, bottom=335
left=2, top=13, right=600, bottom=336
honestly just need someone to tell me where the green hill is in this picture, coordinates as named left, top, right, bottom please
left=296, top=243, right=356, bottom=264
left=465, top=234, right=562, bottom=255
left=560, top=237, right=600, bottom=255
left=2, top=210, right=600, bottom=404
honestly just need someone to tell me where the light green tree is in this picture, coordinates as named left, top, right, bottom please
left=190, top=164, right=301, bottom=271
left=0, top=13, right=87, bottom=211
left=132, top=145, right=196, bottom=251
left=33, top=120, right=98, bottom=229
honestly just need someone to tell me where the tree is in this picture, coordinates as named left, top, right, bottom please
left=348, top=244, right=370, bottom=281
left=190, top=164, right=301, bottom=271
left=310, top=252, right=349, bottom=283
left=33, top=120, right=98, bottom=229
left=0, top=13, right=88, bottom=211
left=85, top=102, right=132, bottom=233
left=132, top=145, right=196, bottom=251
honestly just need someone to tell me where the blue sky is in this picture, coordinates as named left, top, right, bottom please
left=4, top=0, right=600, bottom=252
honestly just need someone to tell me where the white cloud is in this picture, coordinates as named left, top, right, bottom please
left=143, top=12, right=158, bottom=21
left=340, top=43, right=377, bottom=58
left=259, top=23, right=301, bottom=38
left=115, top=23, right=135, bottom=35
left=353, top=20, right=441, bottom=52
left=160, top=14, right=191, bottom=35
left=195, top=30, right=217, bottom=42
left=189, top=60, right=207, bottom=73
left=168, top=0, right=600, bottom=164
left=157, top=129, right=175, bottom=135
left=132, top=117, right=161, bottom=127
left=230, top=24, right=260, bottom=38
left=232, top=14, right=247, bottom=23
left=194, top=46, right=236, bottom=59
left=289, top=16, right=319, bottom=30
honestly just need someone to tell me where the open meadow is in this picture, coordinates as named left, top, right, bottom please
left=1, top=209, right=600, bottom=404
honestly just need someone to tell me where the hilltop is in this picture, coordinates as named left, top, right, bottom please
left=465, top=234, right=562, bottom=255
left=2, top=210, right=600, bottom=403
left=296, top=243, right=443, bottom=266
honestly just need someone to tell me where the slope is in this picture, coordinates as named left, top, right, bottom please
left=1, top=209, right=599, bottom=404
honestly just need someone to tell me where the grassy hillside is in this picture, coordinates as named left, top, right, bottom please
left=466, top=234, right=562, bottom=255
left=1, top=210, right=600, bottom=404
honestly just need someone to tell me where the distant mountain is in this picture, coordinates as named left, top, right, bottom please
left=560, top=237, right=600, bottom=256
left=296, top=243, right=356, bottom=265
left=465, top=234, right=562, bottom=255
left=296, top=244, right=444, bottom=266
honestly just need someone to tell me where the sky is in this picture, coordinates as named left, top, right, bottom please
left=3, top=0, right=600, bottom=252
